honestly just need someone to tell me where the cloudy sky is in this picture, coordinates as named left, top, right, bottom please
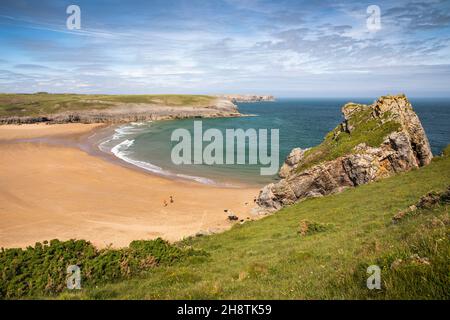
left=1, top=0, right=450, bottom=97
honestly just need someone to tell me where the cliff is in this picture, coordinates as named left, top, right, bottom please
left=217, top=94, right=275, bottom=103
left=257, top=94, right=433, bottom=211
left=0, top=95, right=240, bottom=124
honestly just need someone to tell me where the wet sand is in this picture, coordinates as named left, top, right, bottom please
left=0, top=124, right=259, bottom=248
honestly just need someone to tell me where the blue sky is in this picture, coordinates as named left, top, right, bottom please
left=1, top=0, right=450, bottom=97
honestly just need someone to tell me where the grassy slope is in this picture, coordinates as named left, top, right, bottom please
left=1, top=239, right=203, bottom=299
left=296, top=106, right=400, bottom=172
left=0, top=93, right=217, bottom=117
left=60, top=149, right=450, bottom=300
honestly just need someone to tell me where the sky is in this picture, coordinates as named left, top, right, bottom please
left=0, top=0, right=450, bottom=97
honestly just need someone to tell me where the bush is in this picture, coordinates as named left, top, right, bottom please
left=297, top=220, right=330, bottom=236
left=0, top=238, right=203, bottom=299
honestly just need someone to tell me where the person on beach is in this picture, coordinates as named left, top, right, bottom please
left=170, top=196, right=174, bottom=203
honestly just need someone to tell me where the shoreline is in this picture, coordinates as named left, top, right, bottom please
left=0, top=123, right=261, bottom=249
left=3, top=122, right=260, bottom=188
left=89, top=121, right=263, bottom=188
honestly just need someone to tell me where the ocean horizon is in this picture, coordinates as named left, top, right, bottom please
left=97, top=97, right=450, bottom=187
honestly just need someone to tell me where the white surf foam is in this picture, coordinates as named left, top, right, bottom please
left=98, top=123, right=149, bottom=152
left=107, top=136, right=218, bottom=185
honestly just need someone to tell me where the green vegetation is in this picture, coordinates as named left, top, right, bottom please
left=297, top=220, right=331, bottom=236
left=2, top=151, right=449, bottom=300
left=99, top=94, right=215, bottom=106
left=0, top=238, right=205, bottom=299
left=443, top=144, right=450, bottom=157
left=296, top=106, right=400, bottom=172
left=51, top=149, right=449, bottom=300
left=0, top=93, right=217, bottom=117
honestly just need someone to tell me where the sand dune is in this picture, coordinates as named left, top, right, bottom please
left=0, top=124, right=258, bottom=248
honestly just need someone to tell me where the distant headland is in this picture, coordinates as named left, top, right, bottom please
left=216, top=94, right=275, bottom=103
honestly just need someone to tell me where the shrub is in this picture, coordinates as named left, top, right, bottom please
left=297, top=220, right=330, bottom=236
left=0, top=238, right=203, bottom=299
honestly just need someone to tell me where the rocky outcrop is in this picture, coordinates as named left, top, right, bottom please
left=217, top=95, right=275, bottom=103
left=0, top=99, right=240, bottom=125
left=257, top=94, right=433, bottom=212
left=278, top=148, right=310, bottom=178
left=392, top=186, right=450, bottom=223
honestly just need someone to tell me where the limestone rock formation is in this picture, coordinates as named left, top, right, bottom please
left=216, top=95, right=275, bottom=103
left=279, top=148, right=309, bottom=178
left=0, top=99, right=240, bottom=125
left=257, top=94, right=433, bottom=211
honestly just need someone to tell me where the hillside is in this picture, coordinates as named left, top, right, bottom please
left=0, top=93, right=239, bottom=124
left=63, top=148, right=450, bottom=299
left=215, top=94, right=275, bottom=103
left=1, top=146, right=448, bottom=299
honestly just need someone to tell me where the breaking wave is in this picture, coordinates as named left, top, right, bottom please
left=100, top=123, right=217, bottom=185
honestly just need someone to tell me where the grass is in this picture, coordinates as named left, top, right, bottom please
left=296, top=106, right=400, bottom=172
left=0, top=93, right=217, bottom=117
left=2, top=139, right=448, bottom=299
left=47, top=147, right=449, bottom=300
left=0, top=238, right=205, bottom=299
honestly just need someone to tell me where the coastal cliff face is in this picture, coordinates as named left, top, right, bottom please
left=0, top=98, right=240, bottom=124
left=257, top=94, right=433, bottom=211
left=217, top=94, right=275, bottom=103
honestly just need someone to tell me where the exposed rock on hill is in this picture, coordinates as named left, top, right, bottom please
left=257, top=94, right=433, bottom=211
left=278, top=147, right=309, bottom=178
left=392, top=186, right=450, bottom=223
left=217, top=95, right=275, bottom=103
left=0, top=99, right=240, bottom=124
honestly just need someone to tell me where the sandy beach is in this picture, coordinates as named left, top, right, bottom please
left=0, top=123, right=259, bottom=248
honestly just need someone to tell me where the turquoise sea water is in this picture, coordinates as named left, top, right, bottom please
left=98, top=98, right=450, bottom=187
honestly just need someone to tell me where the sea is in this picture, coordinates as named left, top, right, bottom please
left=97, top=98, right=450, bottom=187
